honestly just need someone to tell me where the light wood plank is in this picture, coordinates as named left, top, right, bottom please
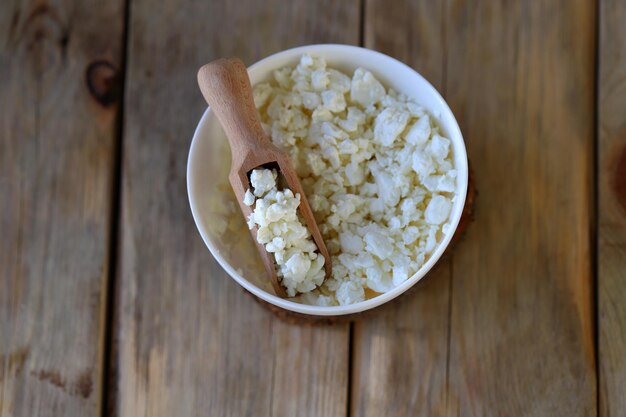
left=352, top=0, right=598, bottom=415
left=115, top=1, right=359, bottom=416
left=599, top=0, right=626, bottom=415
left=446, top=0, right=596, bottom=415
left=0, top=0, right=124, bottom=416
left=352, top=2, right=452, bottom=416
left=352, top=267, right=451, bottom=416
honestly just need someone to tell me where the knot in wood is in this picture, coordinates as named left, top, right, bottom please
left=85, top=60, right=120, bottom=107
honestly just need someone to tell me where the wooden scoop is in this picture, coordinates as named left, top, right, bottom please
left=197, top=58, right=332, bottom=298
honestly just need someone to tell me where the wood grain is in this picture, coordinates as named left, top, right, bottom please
left=446, top=0, right=596, bottom=415
left=598, top=0, right=626, bottom=415
left=0, top=0, right=123, bottom=416
left=352, top=2, right=452, bottom=416
left=115, top=1, right=358, bottom=416
left=357, top=0, right=598, bottom=416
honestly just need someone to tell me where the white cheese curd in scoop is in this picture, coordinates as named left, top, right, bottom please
left=250, top=55, right=456, bottom=306
left=244, top=168, right=325, bottom=297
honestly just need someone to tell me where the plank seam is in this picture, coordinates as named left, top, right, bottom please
left=441, top=0, right=448, bottom=102
left=269, top=320, right=276, bottom=417
left=593, top=0, right=601, bottom=415
left=358, top=0, right=365, bottom=47
left=442, top=1, right=452, bottom=414
left=346, top=322, right=355, bottom=417
left=445, top=261, right=454, bottom=414
left=100, top=0, right=132, bottom=415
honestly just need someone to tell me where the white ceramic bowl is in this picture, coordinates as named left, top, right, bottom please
left=187, top=44, right=468, bottom=316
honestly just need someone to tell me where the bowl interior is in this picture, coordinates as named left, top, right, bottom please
left=187, top=44, right=468, bottom=316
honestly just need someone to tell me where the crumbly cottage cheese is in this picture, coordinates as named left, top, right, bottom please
left=249, top=54, right=456, bottom=306
left=244, top=168, right=326, bottom=297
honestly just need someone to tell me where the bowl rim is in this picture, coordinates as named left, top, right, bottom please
left=187, top=43, right=468, bottom=316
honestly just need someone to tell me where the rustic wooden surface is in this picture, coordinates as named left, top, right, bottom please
left=354, top=1, right=597, bottom=416
left=0, top=0, right=124, bottom=416
left=599, top=0, right=626, bottom=415
left=1, top=0, right=624, bottom=416
left=446, top=1, right=596, bottom=415
left=114, top=1, right=357, bottom=416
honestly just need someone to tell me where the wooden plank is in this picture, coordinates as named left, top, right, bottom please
left=598, top=0, right=626, bottom=415
left=445, top=0, right=596, bottom=415
left=356, top=0, right=598, bottom=415
left=352, top=268, right=451, bottom=416
left=352, top=2, right=452, bottom=416
left=115, top=1, right=358, bottom=416
left=0, top=0, right=124, bottom=416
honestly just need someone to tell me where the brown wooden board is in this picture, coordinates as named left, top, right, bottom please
left=599, top=0, right=626, bottom=415
left=4, top=0, right=623, bottom=415
left=0, top=0, right=124, bottom=416
left=445, top=0, right=597, bottom=415
left=114, top=1, right=358, bottom=416
left=353, top=0, right=597, bottom=416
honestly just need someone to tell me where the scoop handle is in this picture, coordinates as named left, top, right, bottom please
left=197, top=58, right=268, bottom=151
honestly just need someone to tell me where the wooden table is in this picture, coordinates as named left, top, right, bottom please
left=1, top=0, right=625, bottom=416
